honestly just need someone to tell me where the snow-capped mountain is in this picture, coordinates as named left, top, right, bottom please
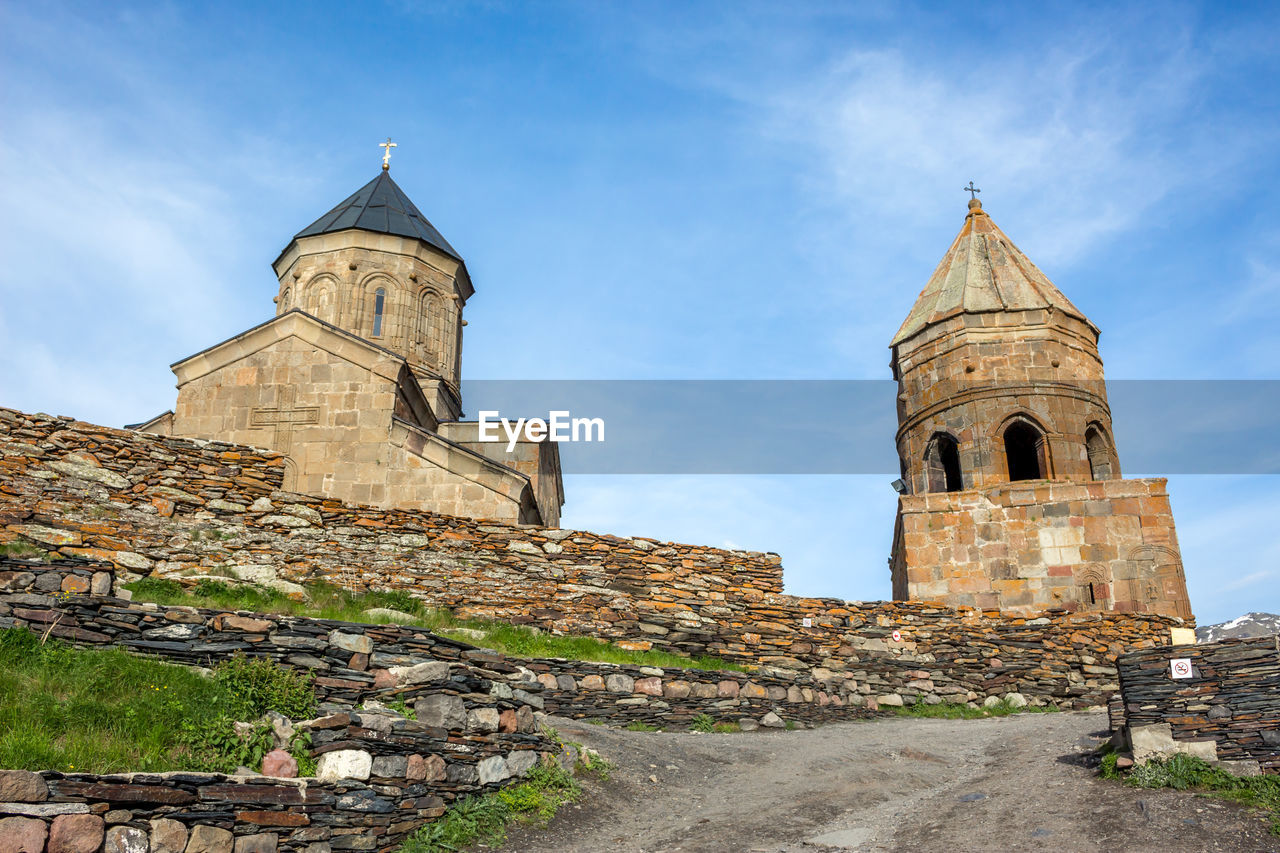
left=1196, top=612, right=1280, bottom=643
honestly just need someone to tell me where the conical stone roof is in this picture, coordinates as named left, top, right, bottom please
left=892, top=199, right=1095, bottom=346
left=293, top=171, right=461, bottom=262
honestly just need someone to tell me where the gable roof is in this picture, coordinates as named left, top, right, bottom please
left=892, top=199, right=1096, bottom=346
left=293, top=171, right=462, bottom=262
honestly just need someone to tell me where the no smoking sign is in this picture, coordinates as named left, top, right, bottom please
left=1170, top=658, right=1193, bottom=679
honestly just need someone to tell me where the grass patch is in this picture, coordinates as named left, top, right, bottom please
left=893, top=698, right=1058, bottom=719
left=1114, top=754, right=1279, bottom=835
left=624, top=721, right=662, bottom=732
left=0, top=628, right=314, bottom=775
left=711, top=721, right=741, bottom=733
left=123, top=577, right=747, bottom=672
left=0, top=539, right=48, bottom=559
left=400, top=763, right=581, bottom=853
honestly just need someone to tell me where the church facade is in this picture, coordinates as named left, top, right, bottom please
left=889, top=197, right=1192, bottom=619
left=135, top=165, right=563, bottom=527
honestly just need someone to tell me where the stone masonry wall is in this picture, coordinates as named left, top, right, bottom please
left=0, top=408, right=1187, bottom=710
left=1116, top=636, right=1279, bottom=773
left=0, top=560, right=871, bottom=732
left=894, top=479, right=1192, bottom=618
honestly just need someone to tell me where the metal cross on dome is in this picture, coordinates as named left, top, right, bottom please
left=964, top=181, right=981, bottom=200
left=379, top=138, right=397, bottom=170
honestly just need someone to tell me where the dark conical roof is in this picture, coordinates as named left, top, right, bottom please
left=891, top=198, right=1095, bottom=346
left=293, top=171, right=462, bottom=261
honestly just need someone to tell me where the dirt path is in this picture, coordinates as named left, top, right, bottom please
left=505, top=712, right=1276, bottom=853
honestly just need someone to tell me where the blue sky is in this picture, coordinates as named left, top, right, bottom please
left=1, top=1, right=1276, bottom=623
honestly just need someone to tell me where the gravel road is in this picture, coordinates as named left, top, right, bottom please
left=504, top=711, right=1276, bottom=853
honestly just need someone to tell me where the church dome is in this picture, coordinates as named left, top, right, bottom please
left=292, top=171, right=462, bottom=263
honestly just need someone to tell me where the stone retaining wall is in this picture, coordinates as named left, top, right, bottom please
left=0, top=559, right=880, bottom=729
left=0, top=408, right=1187, bottom=709
left=1115, top=637, right=1279, bottom=773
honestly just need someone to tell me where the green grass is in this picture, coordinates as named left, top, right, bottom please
left=0, top=628, right=228, bottom=773
left=124, top=577, right=747, bottom=672
left=399, top=763, right=582, bottom=853
left=893, top=698, right=1059, bottom=719
left=0, top=628, right=315, bottom=775
left=0, top=539, right=48, bottom=559
left=1116, top=753, right=1280, bottom=835
left=690, top=713, right=715, bottom=733
left=624, top=721, right=662, bottom=732
left=711, top=721, right=741, bottom=733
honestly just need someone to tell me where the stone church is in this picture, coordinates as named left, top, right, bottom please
left=134, top=161, right=563, bottom=527
left=889, top=196, right=1192, bottom=619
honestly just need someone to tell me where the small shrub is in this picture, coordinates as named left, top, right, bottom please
left=387, top=699, right=417, bottom=720
left=213, top=654, right=316, bottom=720
left=711, top=721, right=741, bottom=733
left=289, top=729, right=316, bottom=777
left=179, top=717, right=274, bottom=774
left=400, top=763, right=581, bottom=853
left=690, top=713, right=715, bottom=733
left=578, top=748, right=614, bottom=780
left=625, top=721, right=661, bottom=732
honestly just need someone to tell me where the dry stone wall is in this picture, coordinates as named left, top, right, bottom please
left=0, top=408, right=1187, bottom=710
left=0, top=559, right=871, bottom=730
left=1115, top=637, right=1279, bottom=773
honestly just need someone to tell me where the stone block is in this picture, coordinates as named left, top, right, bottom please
left=0, top=816, right=46, bottom=853
left=370, top=755, right=409, bottom=778
left=633, top=677, right=662, bottom=696
left=414, top=694, right=465, bottom=731
left=0, top=771, right=47, bottom=803
left=605, top=673, right=634, bottom=693
left=663, top=680, right=692, bottom=699
left=467, top=708, right=499, bottom=733
left=388, top=661, right=449, bottom=686
left=233, top=833, right=278, bottom=853
left=148, top=819, right=186, bottom=853
left=760, top=712, right=785, bottom=728
left=105, top=826, right=149, bottom=853
left=315, top=750, right=372, bottom=782
left=477, top=755, right=510, bottom=785
left=261, top=749, right=298, bottom=778
left=406, top=754, right=446, bottom=782
left=506, top=750, right=539, bottom=777
left=48, top=814, right=105, bottom=853
left=327, top=631, right=372, bottom=655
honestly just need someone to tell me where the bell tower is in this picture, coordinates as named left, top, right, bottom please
left=887, top=193, right=1190, bottom=619
left=270, top=163, right=473, bottom=421
left=889, top=196, right=1119, bottom=494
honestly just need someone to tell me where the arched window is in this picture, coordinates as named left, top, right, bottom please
left=1086, top=425, right=1113, bottom=480
left=371, top=287, right=386, bottom=337
left=280, top=287, right=290, bottom=310
left=924, top=433, right=963, bottom=493
left=1004, top=420, right=1047, bottom=481
left=420, top=292, right=444, bottom=367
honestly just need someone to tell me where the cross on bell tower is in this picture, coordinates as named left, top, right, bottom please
left=379, top=138, right=397, bottom=171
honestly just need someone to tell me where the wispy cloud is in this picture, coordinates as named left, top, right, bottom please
left=1222, top=569, right=1274, bottom=592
